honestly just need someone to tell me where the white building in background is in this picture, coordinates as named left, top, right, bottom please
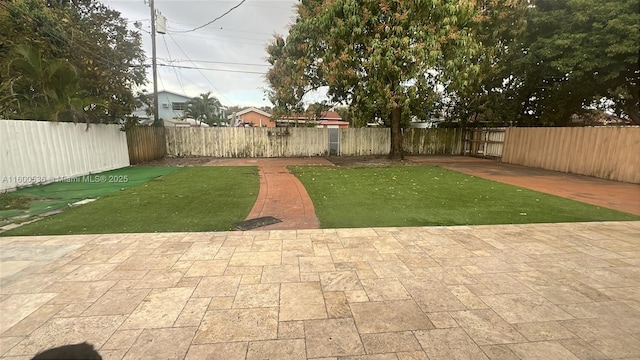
left=132, top=91, right=225, bottom=126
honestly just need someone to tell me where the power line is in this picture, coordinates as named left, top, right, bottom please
left=155, top=63, right=267, bottom=75
left=161, top=35, right=187, bottom=95
left=167, top=30, right=268, bottom=46
left=171, top=0, right=247, bottom=34
left=157, top=58, right=269, bottom=67
left=167, top=32, right=233, bottom=104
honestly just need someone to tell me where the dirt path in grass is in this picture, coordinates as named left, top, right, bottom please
left=205, top=158, right=333, bottom=230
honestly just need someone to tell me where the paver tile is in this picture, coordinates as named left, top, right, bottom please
left=192, top=275, right=241, bottom=297
left=449, top=309, right=526, bottom=345
left=233, top=284, right=280, bottom=308
left=184, top=260, right=228, bottom=277
left=299, top=257, right=335, bottom=273
left=330, top=248, right=382, bottom=262
left=0, top=295, right=58, bottom=335
left=361, top=332, right=422, bottom=354
left=278, top=320, right=304, bottom=339
left=323, top=291, right=351, bottom=318
left=512, top=321, right=577, bottom=341
left=481, top=293, right=574, bottom=323
left=0, top=336, right=24, bottom=357
left=319, top=271, right=362, bottom=292
left=1, top=304, right=64, bottom=337
left=193, top=308, right=278, bottom=343
left=414, top=328, right=489, bottom=360
left=350, top=300, right=433, bottom=333
left=5, top=315, right=126, bottom=357
left=116, top=254, right=180, bottom=271
left=246, top=339, right=306, bottom=360
left=45, top=281, right=115, bottom=304
left=261, top=265, right=300, bottom=283
left=123, top=327, right=196, bottom=360
left=280, top=282, right=327, bottom=321
left=120, top=287, right=193, bottom=329
left=174, top=297, right=211, bottom=327
left=60, top=263, right=118, bottom=281
left=508, top=341, right=580, bottom=360
left=228, top=251, right=281, bottom=266
left=304, top=318, right=365, bottom=358
left=480, top=344, right=520, bottom=360
left=1, top=221, right=639, bottom=360
left=83, top=288, right=150, bottom=316
left=185, top=342, right=248, bottom=360
left=179, top=242, right=222, bottom=261
left=368, top=260, right=414, bottom=279
left=101, top=329, right=143, bottom=350
left=558, top=339, right=608, bottom=360
left=401, top=278, right=466, bottom=312
left=427, top=312, right=459, bottom=329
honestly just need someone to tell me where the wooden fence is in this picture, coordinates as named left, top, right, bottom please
left=166, top=127, right=328, bottom=157
left=160, top=127, right=466, bottom=158
left=126, top=126, right=166, bottom=164
left=463, top=128, right=505, bottom=158
left=403, top=128, right=465, bottom=155
left=502, top=126, right=640, bottom=183
left=341, top=128, right=391, bottom=155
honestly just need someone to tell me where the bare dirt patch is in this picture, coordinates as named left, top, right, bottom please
left=141, top=156, right=217, bottom=167
left=323, top=155, right=412, bottom=167
left=142, top=155, right=419, bottom=168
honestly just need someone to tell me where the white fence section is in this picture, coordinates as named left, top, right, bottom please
left=166, top=127, right=329, bottom=157
left=0, top=120, right=130, bottom=192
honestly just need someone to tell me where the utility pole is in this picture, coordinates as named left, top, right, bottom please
left=149, top=0, right=160, bottom=126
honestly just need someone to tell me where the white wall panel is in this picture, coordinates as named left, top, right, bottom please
left=0, top=120, right=130, bottom=192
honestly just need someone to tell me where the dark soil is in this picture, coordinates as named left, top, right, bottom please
left=323, top=155, right=412, bottom=167
left=142, top=155, right=413, bottom=167
left=141, top=156, right=218, bottom=167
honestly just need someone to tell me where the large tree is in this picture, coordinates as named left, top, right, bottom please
left=519, top=0, right=639, bottom=124
left=267, top=0, right=485, bottom=158
left=449, top=0, right=639, bottom=125
left=0, top=0, right=146, bottom=123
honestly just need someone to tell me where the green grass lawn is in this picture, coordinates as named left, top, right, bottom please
left=291, top=165, right=640, bottom=228
left=0, top=166, right=179, bottom=222
left=2, top=166, right=259, bottom=236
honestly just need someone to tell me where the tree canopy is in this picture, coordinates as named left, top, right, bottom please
left=447, top=0, right=639, bottom=125
left=267, top=0, right=639, bottom=137
left=0, top=0, right=146, bottom=123
left=267, top=0, right=485, bottom=158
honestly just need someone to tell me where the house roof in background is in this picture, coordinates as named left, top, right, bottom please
left=279, top=110, right=343, bottom=121
left=320, top=120, right=349, bottom=125
left=156, top=90, right=192, bottom=101
left=227, top=107, right=272, bottom=119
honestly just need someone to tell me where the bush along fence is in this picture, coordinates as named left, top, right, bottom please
left=125, top=125, right=639, bottom=184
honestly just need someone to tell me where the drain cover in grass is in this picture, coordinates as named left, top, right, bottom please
left=234, top=216, right=282, bottom=231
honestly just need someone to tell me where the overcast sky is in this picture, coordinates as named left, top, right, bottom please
left=102, top=0, right=306, bottom=108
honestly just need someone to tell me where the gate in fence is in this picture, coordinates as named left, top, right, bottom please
left=328, top=128, right=340, bottom=155
left=463, top=128, right=505, bottom=158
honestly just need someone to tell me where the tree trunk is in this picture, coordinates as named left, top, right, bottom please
left=389, top=106, right=403, bottom=160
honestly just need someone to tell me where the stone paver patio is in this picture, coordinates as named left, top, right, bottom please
left=1, top=221, right=639, bottom=359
